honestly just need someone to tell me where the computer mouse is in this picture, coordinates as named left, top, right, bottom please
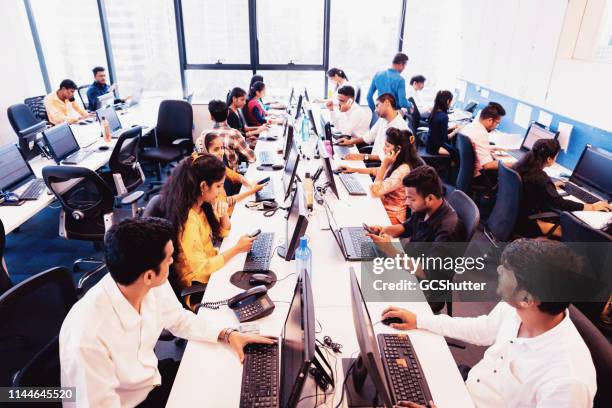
left=271, top=164, right=284, bottom=170
left=249, top=274, right=274, bottom=286
left=98, top=145, right=110, bottom=151
left=382, top=317, right=404, bottom=326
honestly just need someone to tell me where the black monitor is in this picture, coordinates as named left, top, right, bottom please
left=304, top=88, right=310, bottom=102
left=294, top=95, right=303, bottom=120
left=278, top=182, right=309, bottom=261
left=280, top=268, right=315, bottom=407
left=0, top=144, right=35, bottom=192
left=283, top=125, right=295, bottom=162
left=318, top=140, right=339, bottom=199
left=288, top=87, right=295, bottom=107
left=521, top=122, right=558, bottom=151
left=96, top=92, right=114, bottom=109
left=282, top=139, right=300, bottom=201
left=307, top=109, right=321, bottom=138
left=570, top=145, right=612, bottom=201
left=42, top=124, right=80, bottom=164
left=346, top=267, right=394, bottom=408
left=96, top=106, right=122, bottom=133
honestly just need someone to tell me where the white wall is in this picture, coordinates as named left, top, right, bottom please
left=0, top=2, right=46, bottom=146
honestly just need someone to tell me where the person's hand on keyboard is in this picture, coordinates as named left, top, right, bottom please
left=394, top=400, right=436, bottom=408
left=336, top=137, right=354, bottom=146
left=553, top=180, right=565, bottom=189
left=338, top=166, right=356, bottom=174
left=367, top=232, right=391, bottom=243
left=226, top=331, right=276, bottom=363
left=381, top=306, right=417, bottom=331
left=584, top=201, right=612, bottom=212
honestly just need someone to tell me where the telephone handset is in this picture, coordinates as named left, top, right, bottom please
left=227, top=285, right=276, bottom=322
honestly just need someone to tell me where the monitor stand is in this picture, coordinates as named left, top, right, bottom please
left=341, top=357, right=384, bottom=408
left=276, top=244, right=294, bottom=260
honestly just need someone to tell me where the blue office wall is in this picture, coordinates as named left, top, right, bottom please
left=461, top=82, right=612, bottom=170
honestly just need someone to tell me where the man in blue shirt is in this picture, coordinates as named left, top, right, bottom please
left=86, top=66, right=119, bottom=111
left=367, top=53, right=412, bottom=113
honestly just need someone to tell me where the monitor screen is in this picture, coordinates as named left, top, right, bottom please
left=282, top=140, right=300, bottom=200
left=319, top=140, right=339, bottom=199
left=571, top=146, right=612, bottom=198
left=0, top=144, right=33, bottom=191
left=294, top=95, right=303, bottom=120
left=283, top=125, right=295, bottom=161
left=43, top=124, right=79, bottom=163
left=522, top=123, right=557, bottom=150
left=282, top=183, right=308, bottom=260
left=96, top=106, right=122, bottom=133
left=307, top=109, right=322, bottom=138
left=97, top=92, right=114, bottom=109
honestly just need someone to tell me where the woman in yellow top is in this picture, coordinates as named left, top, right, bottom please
left=160, top=153, right=256, bottom=297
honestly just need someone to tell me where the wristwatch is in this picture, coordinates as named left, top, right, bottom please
left=364, top=154, right=370, bottom=161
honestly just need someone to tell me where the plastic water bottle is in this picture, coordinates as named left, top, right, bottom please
left=295, top=237, right=312, bottom=278
left=301, top=114, right=310, bottom=142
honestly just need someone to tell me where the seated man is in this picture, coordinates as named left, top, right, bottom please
left=325, top=85, right=371, bottom=141
left=44, top=79, right=92, bottom=125
left=195, top=100, right=256, bottom=171
left=382, top=239, right=597, bottom=408
left=60, top=217, right=273, bottom=407
left=407, top=74, right=431, bottom=115
left=337, top=93, right=408, bottom=163
left=86, top=66, right=124, bottom=111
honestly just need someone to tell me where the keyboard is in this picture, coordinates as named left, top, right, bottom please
left=378, top=334, right=432, bottom=406
left=258, top=151, right=274, bottom=166
left=19, top=179, right=46, bottom=201
left=62, top=149, right=94, bottom=165
left=338, top=173, right=367, bottom=195
left=562, top=183, right=601, bottom=204
left=347, top=228, right=376, bottom=258
left=240, top=343, right=279, bottom=408
left=244, top=232, right=275, bottom=271
left=256, top=179, right=276, bottom=202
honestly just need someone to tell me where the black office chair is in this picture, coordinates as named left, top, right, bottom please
left=0, top=266, right=76, bottom=386
left=140, top=100, right=194, bottom=199
left=12, top=335, right=61, bottom=397
left=0, top=219, right=11, bottom=297
left=77, top=85, right=90, bottom=111
left=568, top=305, right=612, bottom=407
left=455, top=133, right=476, bottom=194
left=560, top=212, right=612, bottom=242
left=23, top=95, right=48, bottom=122
left=484, top=162, right=521, bottom=246
left=7, top=103, right=48, bottom=160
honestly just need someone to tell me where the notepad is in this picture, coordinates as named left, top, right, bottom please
left=572, top=211, right=612, bottom=230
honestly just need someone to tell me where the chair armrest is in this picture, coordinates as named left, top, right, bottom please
left=120, top=190, right=144, bottom=206
left=528, top=211, right=559, bottom=220
left=18, top=121, right=47, bottom=138
left=417, top=126, right=429, bottom=132
left=172, top=138, right=193, bottom=155
left=181, top=283, right=208, bottom=299
left=358, top=145, right=373, bottom=154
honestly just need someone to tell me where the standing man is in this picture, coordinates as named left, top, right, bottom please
left=86, top=66, right=125, bottom=111
left=367, top=53, right=412, bottom=113
left=44, top=79, right=92, bottom=125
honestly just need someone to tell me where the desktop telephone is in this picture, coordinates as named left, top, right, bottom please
left=201, top=285, right=275, bottom=322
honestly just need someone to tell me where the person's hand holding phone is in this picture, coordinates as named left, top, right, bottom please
left=235, top=235, right=257, bottom=253
left=382, top=149, right=400, bottom=168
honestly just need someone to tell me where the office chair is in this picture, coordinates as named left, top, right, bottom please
left=12, top=335, right=60, bottom=395
left=568, top=305, right=612, bottom=407
left=560, top=212, right=612, bottom=242
left=23, top=95, right=48, bottom=122
left=140, top=100, right=194, bottom=200
left=483, top=162, right=521, bottom=246
left=0, top=219, right=11, bottom=297
left=77, top=85, right=89, bottom=111
left=0, top=266, right=76, bottom=386
left=7, top=103, right=48, bottom=160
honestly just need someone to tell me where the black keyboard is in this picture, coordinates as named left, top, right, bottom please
left=378, top=334, right=432, bottom=406
left=63, top=149, right=94, bottom=165
left=244, top=232, right=275, bottom=271
left=338, top=173, right=367, bottom=195
left=347, top=228, right=376, bottom=258
left=19, top=179, right=46, bottom=201
left=240, top=343, right=279, bottom=408
left=258, top=151, right=274, bottom=166
left=563, top=183, right=601, bottom=204
left=256, top=179, right=276, bottom=202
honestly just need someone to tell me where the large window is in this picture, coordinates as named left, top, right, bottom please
left=182, top=0, right=251, bottom=65
left=256, top=71, right=325, bottom=100
left=187, top=70, right=253, bottom=102
left=105, top=0, right=182, bottom=98
left=30, top=0, right=107, bottom=88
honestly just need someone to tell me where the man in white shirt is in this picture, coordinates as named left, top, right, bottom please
left=407, top=75, right=431, bottom=115
left=338, top=93, right=408, bottom=162
left=325, top=85, right=371, bottom=140
left=383, top=238, right=597, bottom=408
left=60, top=217, right=274, bottom=408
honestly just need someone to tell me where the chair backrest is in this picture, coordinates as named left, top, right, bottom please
left=354, top=86, right=362, bottom=104
left=42, top=166, right=115, bottom=242
left=155, top=100, right=194, bottom=147
left=0, top=219, right=11, bottom=297
left=143, top=195, right=164, bottom=218
left=455, top=133, right=476, bottom=194
left=77, top=85, right=89, bottom=110
left=24, top=95, right=48, bottom=122
left=560, top=212, right=612, bottom=242
left=7, top=104, right=44, bottom=135
left=488, top=162, right=522, bottom=242
left=568, top=305, right=612, bottom=407
left=12, top=336, right=60, bottom=388
left=0, top=266, right=76, bottom=386
left=446, top=190, right=480, bottom=241
left=108, top=126, right=144, bottom=193
left=408, top=96, right=421, bottom=126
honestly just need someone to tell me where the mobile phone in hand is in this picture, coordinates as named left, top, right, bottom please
left=249, top=229, right=262, bottom=238
left=363, top=223, right=378, bottom=235
left=257, top=177, right=271, bottom=185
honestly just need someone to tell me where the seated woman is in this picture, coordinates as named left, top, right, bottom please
left=340, top=128, right=424, bottom=224
left=160, top=153, right=256, bottom=304
left=203, top=132, right=263, bottom=215
left=513, top=138, right=611, bottom=237
left=426, top=90, right=462, bottom=155
left=245, top=81, right=282, bottom=126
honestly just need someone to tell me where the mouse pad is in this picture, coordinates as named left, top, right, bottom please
left=230, top=270, right=277, bottom=290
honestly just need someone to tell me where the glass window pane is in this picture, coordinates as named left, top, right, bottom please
left=187, top=70, right=253, bottom=102
left=30, top=0, right=107, bottom=88
left=105, top=0, right=182, bottom=98
left=257, top=0, right=324, bottom=65
left=595, top=0, right=612, bottom=63
left=329, top=0, right=402, bottom=101
left=256, top=71, right=325, bottom=102
left=182, top=0, right=251, bottom=64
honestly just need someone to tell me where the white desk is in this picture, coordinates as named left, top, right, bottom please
left=0, top=99, right=161, bottom=235
left=167, top=121, right=474, bottom=407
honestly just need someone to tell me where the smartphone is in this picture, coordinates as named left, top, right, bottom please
left=257, top=177, right=271, bottom=185
left=249, top=229, right=262, bottom=238
left=363, top=223, right=378, bottom=235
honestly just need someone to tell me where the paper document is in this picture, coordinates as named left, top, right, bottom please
left=573, top=211, right=612, bottom=230
left=456, top=80, right=467, bottom=103
left=514, top=103, right=532, bottom=129
left=557, top=122, right=573, bottom=152
left=480, top=89, right=490, bottom=98
left=537, top=111, right=553, bottom=128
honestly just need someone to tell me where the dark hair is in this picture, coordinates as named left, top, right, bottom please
left=402, top=165, right=443, bottom=198
left=105, top=217, right=173, bottom=285
left=160, top=154, right=226, bottom=243
left=248, top=81, right=265, bottom=99
left=249, top=75, right=264, bottom=89
left=513, top=138, right=561, bottom=182
left=59, top=79, right=78, bottom=90
left=208, top=99, right=228, bottom=122
left=429, top=90, right=453, bottom=126
left=385, top=128, right=422, bottom=175
left=377, top=93, right=397, bottom=110
left=500, top=238, right=583, bottom=315
left=392, top=53, right=409, bottom=65
left=410, top=75, right=426, bottom=85
left=480, top=102, right=506, bottom=120
left=230, top=87, right=247, bottom=102
left=204, top=132, right=222, bottom=152
left=337, top=85, right=355, bottom=99
left=327, top=68, right=348, bottom=81
left=92, top=66, right=105, bottom=76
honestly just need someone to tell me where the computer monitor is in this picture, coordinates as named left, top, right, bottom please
left=280, top=268, right=315, bottom=407
left=288, top=87, right=295, bottom=107
left=570, top=145, right=612, bottom=201
left=282, top=139, right=300, bottom=201
left=278, top=182, right=309, bottom=260
left=96, top=106, right=122, bottom=134
left=318, top=140, right=339, bottom=199
left=521, top=122, right=558, bottom=151
left=0, top=144, right=36, bottom=192
left=304, top=88, right=310, bottom=102
left=42, top=124, right=80, bottom=164
left=96, top=92, right=114, bottom=109
left=294, top=95, right=303, bottom=120
left=347, top=267, right=394, bottom=408
left=307, top=109, right=322, bottom=138
left=283, top=125, right=295, bottom=162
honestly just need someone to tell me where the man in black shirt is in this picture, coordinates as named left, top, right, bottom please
left=227, top=87, right=268, bottom=144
